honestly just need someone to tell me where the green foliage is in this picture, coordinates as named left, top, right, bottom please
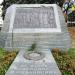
left=1, top=0, right=64, bottom=20
left=64, top=71, right=72, bottom=75
left=28, top=43, right=36, bottom=51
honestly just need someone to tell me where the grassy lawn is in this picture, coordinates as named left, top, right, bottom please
left=0, top=48, right=18, bottom=75
left=52, top=48, right=75, bottom=75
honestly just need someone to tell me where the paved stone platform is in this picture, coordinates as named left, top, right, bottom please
left=5, top=49, right=61, bottom=75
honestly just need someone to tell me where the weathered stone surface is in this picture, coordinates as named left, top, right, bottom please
left=14, top=7, right=56, bottom=28
left=1, top=4, right=71, bottom=50
left=5, top=50, right=61, bottom=75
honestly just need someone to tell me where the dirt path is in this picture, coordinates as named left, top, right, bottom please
left=68, top=27, right=75, bottom=48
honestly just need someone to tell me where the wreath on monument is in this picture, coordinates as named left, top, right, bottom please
left=24, top=43, right=45, bottom=61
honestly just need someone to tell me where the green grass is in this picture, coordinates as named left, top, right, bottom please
left=52, top=48, right=75, bottom=75
left=0, top=48, right=18, bottom=75
left=68, top=48, right=75, bottom=58
left=0, top=48, right=7, bottom=57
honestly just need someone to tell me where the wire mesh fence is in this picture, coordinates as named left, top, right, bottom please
left=67, top=11, right=75, bottom=27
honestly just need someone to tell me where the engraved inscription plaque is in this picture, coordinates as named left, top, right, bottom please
left=14, top=7, right=56, bottom=28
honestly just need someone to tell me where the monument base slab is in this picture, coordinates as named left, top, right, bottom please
left=5, top=49, right=61, bottom=75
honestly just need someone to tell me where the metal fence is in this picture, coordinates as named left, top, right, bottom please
left=67, top=11, right=75, bottom=27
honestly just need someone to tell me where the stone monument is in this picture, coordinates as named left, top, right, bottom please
left=1, top=4, right=71, bottom=50
left=1, top=4, right=71, bottom=75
